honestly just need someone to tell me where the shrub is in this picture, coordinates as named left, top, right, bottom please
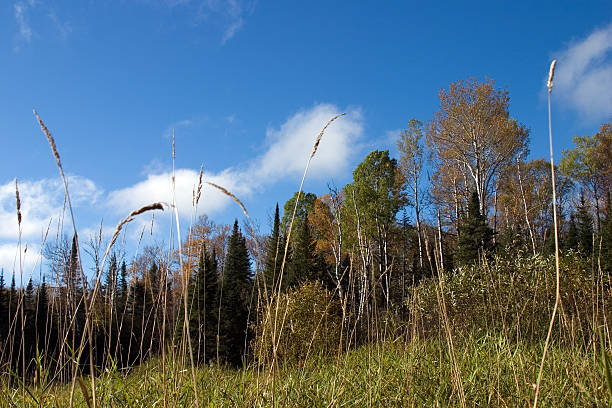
left=252, top=281, right=342, bottom=365
left=409, top=252, right=611, bottom=345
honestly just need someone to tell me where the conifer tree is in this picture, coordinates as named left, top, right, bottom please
left=36, top=278, right=52, bottom=354
left=287, top=213, right=327, bottom=288
left=0, top=270, right=6, bottom=345
left=264, top=203, right=282, bottom=295
left=105, top=253, right=118, bottom=305
left=188, top=246, right=219, bottom=363
left=566, top=214, right=579, bottom=252
left=456, top=191, right=494, bottom=266
left=576, top=193, right=594, bottom=254
left=24, top=279, right=36, bottom=363
left=219, top=220, right=252, bottom=366
left=599, top=192, right=612, bottom=275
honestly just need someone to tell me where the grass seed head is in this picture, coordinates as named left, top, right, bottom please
left=547, top=59, right=557, bottom=92
left=34, top=109, right=62, bottom=169
left=15, top=179, right=21, bottom=226
left=310, top=113, right=346, bottom=159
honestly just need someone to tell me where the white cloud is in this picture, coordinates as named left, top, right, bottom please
left=0, top=243, right=44, bottom=279
left=253, top=104, right=363, bottom=182
left=107, top=168, right=246, bottom=218
left=0, top=176, right=102, bottom=241
left=108, top=103, right=364, bottom=217
left=554, top=21, right=612, bottom=122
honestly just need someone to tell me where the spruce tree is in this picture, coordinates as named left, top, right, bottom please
left=264, top=203, right=282, bottom=295
left=600, top=192, right=612, bottom=275
left=565, top=214, right=579, bottom=252
left=456, top=191, right=494, bottom=266
left=576, top=193, right=594, bottom=255
left=219, top=220, right=252, bottom=366
left=24, top=279, right=36, bottom=364
left=188, top=246, right=219, bottom=363
left=287, top=213, right=327, bottom=288
left=36, top=278, right=51, bottom=352
left=0, top=270, right=6, bottom=345
left=203, top=249, right=219, bottom=362
left=105, top=253, right=118, bottom=305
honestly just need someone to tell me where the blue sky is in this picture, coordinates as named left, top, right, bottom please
left=1, top=1, right=611, bottom=278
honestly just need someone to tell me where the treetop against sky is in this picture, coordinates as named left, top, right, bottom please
left=0, top=1, right=611, bottom=274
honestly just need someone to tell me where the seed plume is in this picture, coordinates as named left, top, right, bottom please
left=33, top=110, right=62, bottom=169
left=15, top=179, right=21, bottom=226
left=310, top=113, right=345, bottom=159
left=107, top=202, right=165, bottom=249
left=547, top=59, right=557, bottom=92
left=206, top=182, right=249, bottom=218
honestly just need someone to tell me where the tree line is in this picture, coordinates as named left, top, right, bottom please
left=1, top=77, right=611, bottom=382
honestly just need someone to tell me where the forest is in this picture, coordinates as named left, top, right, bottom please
left=1, top=76, right=611, bottom=406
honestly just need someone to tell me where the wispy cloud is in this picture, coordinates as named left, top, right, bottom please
left=0, top=176, right=102, bottom=241
left=107, top=103, right=364, bottom=217
left=48, top=10, right=72, bottom=40
left=0, top=243, right=43, bottom=280
left=554, top=21, right=612, bottom=122
left=13, top=0, right=35, bottom=44
left=163, top=119, right=194, bottom=139
left=192, top=0, right=254, bottom=44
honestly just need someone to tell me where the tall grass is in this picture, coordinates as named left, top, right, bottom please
left=1, top=101, right=610, bottom=408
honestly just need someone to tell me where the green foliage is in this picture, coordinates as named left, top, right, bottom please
left=456, top=191, right=494, bottom=266
left=12, top=337, right=611, bottom=407
left=410, top=252, right=609, bottom=343
left=575, top=193, right=594, bottom=254
left=218, top=220, right=252, bottom=366
left=344, top=150, right=402, bottom=237
left=601, top=193, right=612, bottom=275
left=176, top=246, right=219, bottom=364
left=253, top=281, right=341, bottom=365
left=263, top=203, right=283, bottom=295
left=281, top=191, right=316, bottom=235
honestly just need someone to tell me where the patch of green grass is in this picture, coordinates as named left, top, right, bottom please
left=3, top=333, right=608, bottom=407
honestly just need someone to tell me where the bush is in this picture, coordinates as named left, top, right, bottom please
left=409, top=252, right=611, bottom=345
left=252, top=281, right=342, bottom=365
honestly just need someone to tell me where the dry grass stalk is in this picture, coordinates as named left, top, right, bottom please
left=547, top=59, right=557, bottom=92
left=193, top=164, right=204, bottom=207
left=15, top=179, right=21, bottom=226
left=107, top=203, right=165, bottom=252
left=206, top=182, right=250, bottom=218
left=533, top=59, right=561, bottom=408
left=34, top=110, right=62, bottom=169
left=268, top=113, right=345, bottom=384
left=169, top=133, right=200, bottom=408
left=33, top=110, right=94, bottom=406
left=310, top=113, right=345, bottom=159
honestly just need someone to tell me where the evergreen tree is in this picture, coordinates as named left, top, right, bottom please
left=565, top=214, right=579, bottom=252
left=23, top=279, right=36, bottom=363
left=35, top=278, right=51, bottom=352
left=287, top=213, right=328, bottom=288
left=188, top=246, right=219, bottom=363
left=118, top=260, right=128, bottom=312
left=600, top=192, right=612, bottom=275
left=0, top=270, right=6, bottom=346
left=264, top=203, right=282, bottom=295
left=219, top=220, right=252, bottom=366
left=204, top=249, right=219, bottom=361
left=105, top=253, right=118, bottom=305
left=576, top=192, right=594, bottom=254
left=456, top=191, right=494, bottom=266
